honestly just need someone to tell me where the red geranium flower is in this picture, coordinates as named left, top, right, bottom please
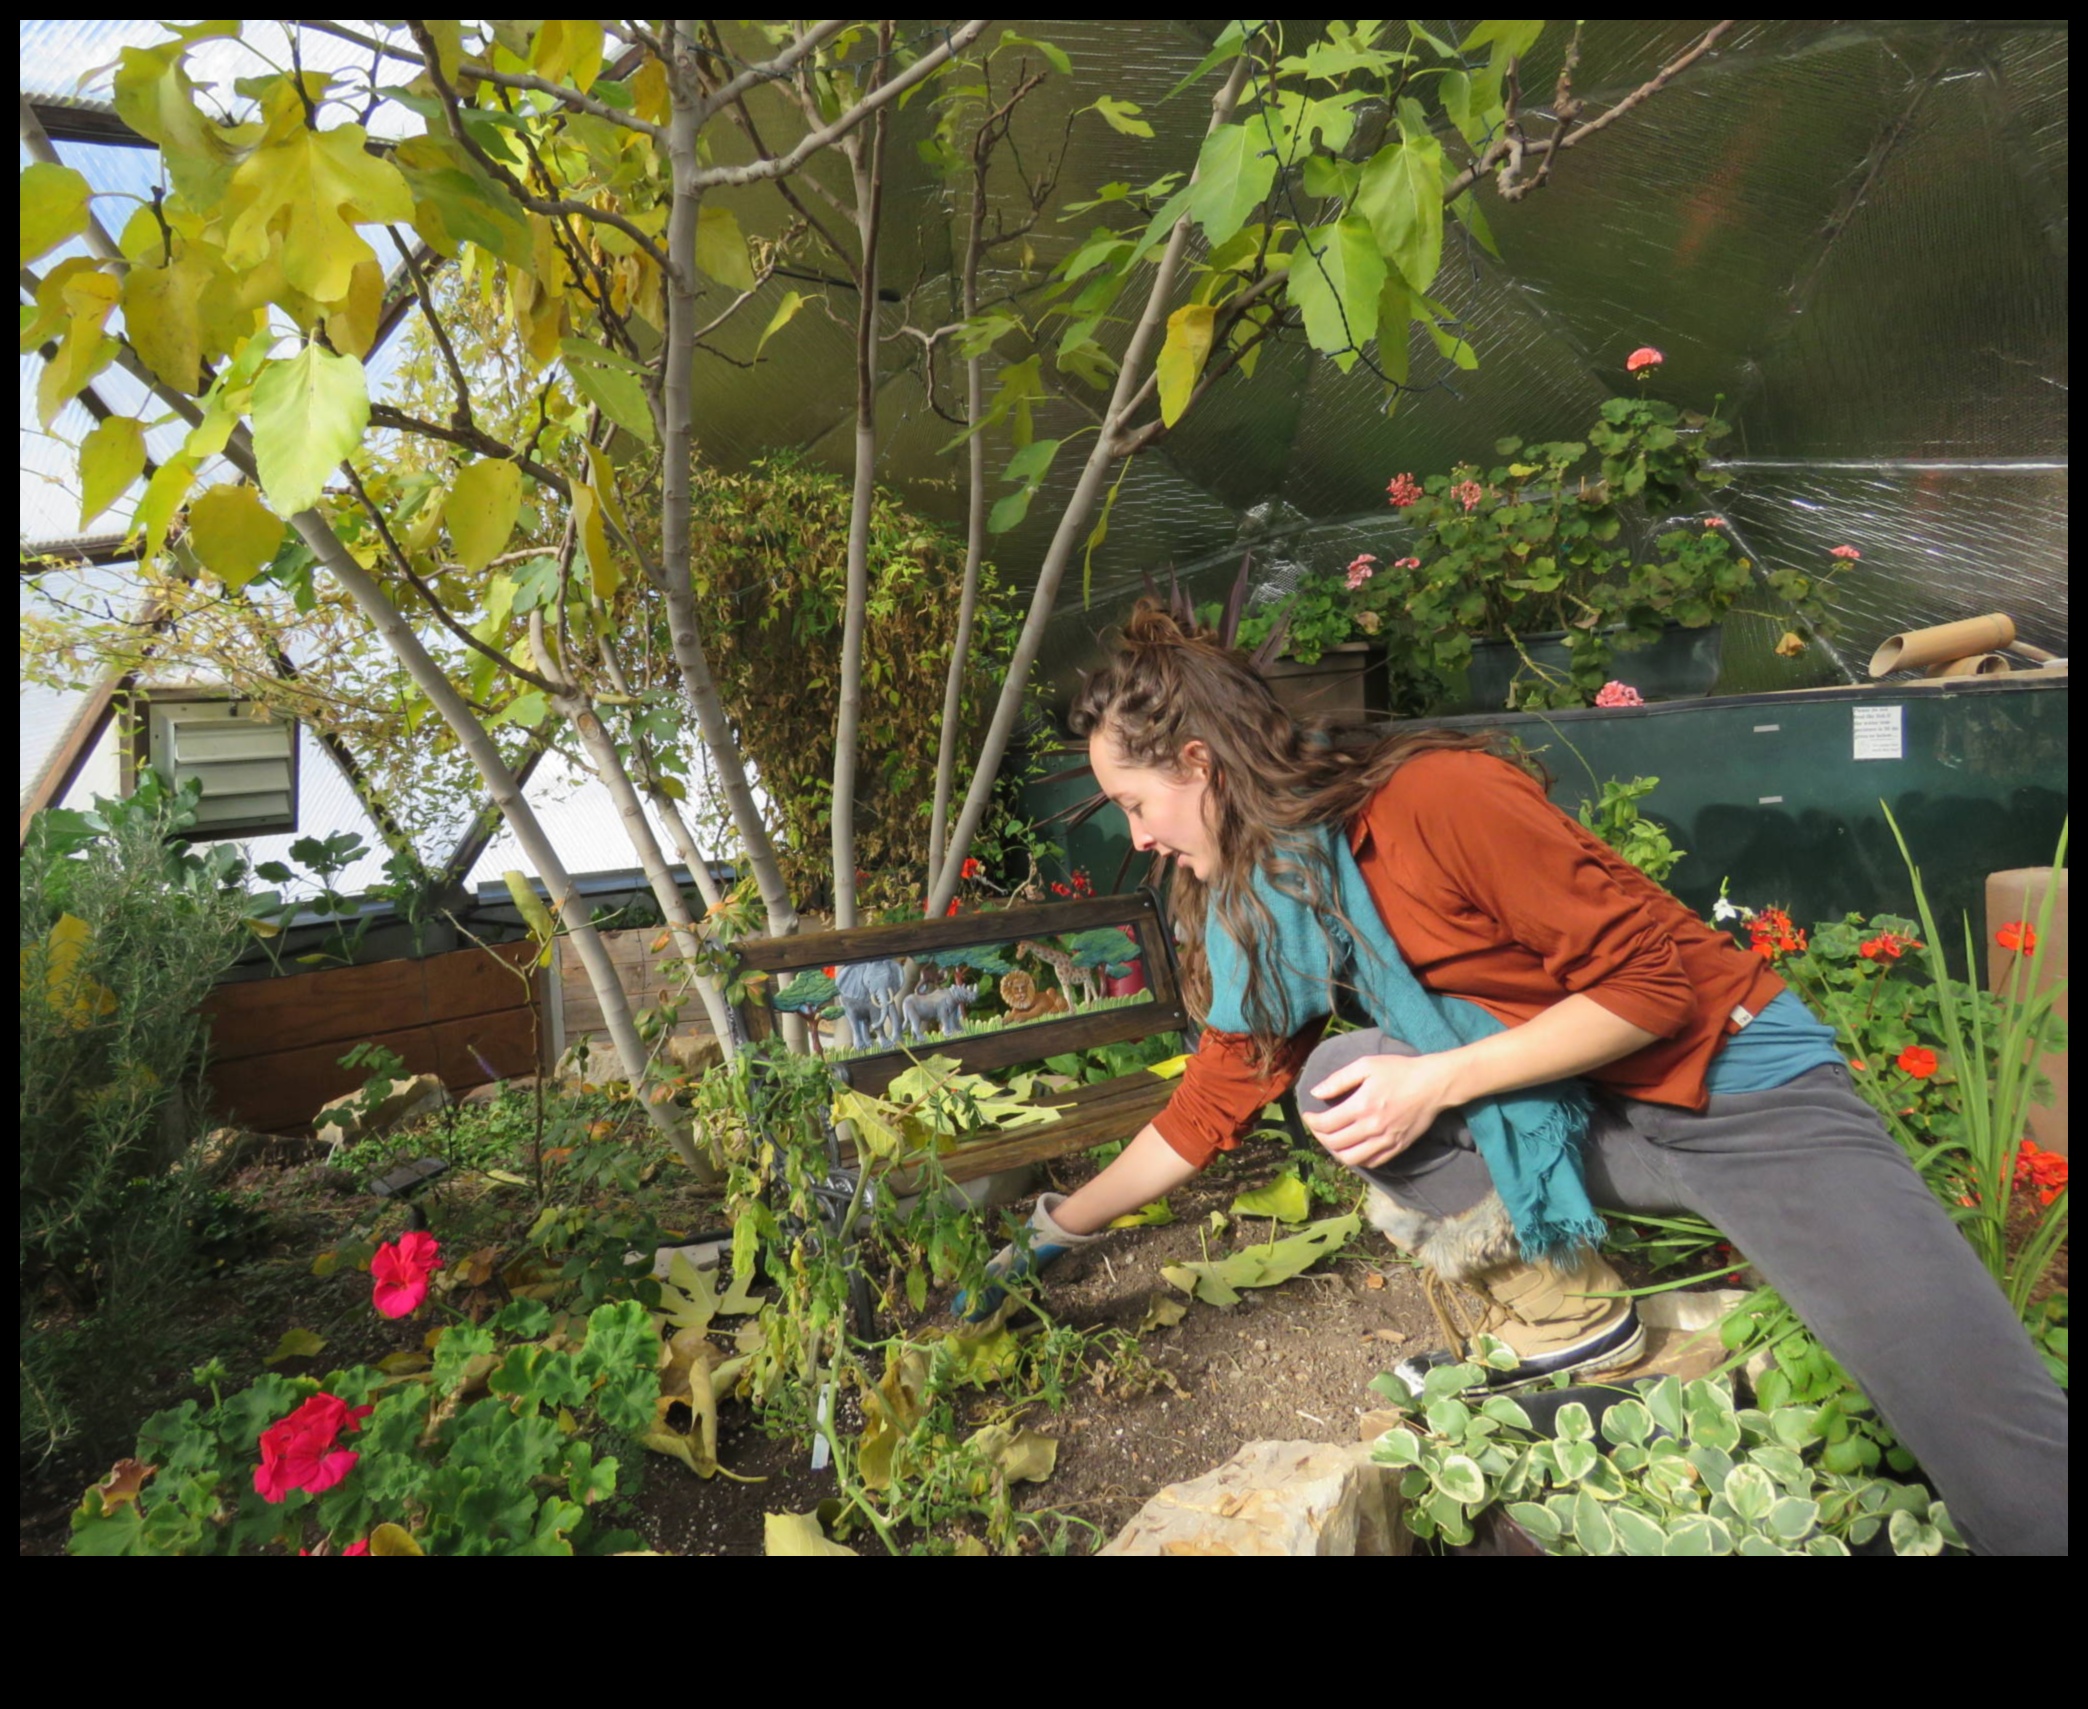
left=1896, top=1045, right=1939, bottom=1080
left=1625, top=346, right=1664, bottom=372
left=342, top=1538, right=371, bottom=1555
left=370, top=1230, right=442, bottom=1320
left=946, top=899, right=961, bottom=917
left=254, top=1393, right=372, bottom=1504
left=959, top=857, right=982, bottom=880
left=1858, top=931, right=1920, bottom=961
left=1995, top=920, right=2038, bottom=953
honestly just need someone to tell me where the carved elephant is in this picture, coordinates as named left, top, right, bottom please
left=932, top=981, right=978, bottom=1036
left=835, top=957, right=904, bottom=1049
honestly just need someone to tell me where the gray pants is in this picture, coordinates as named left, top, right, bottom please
left=1298, top=1029, right=2069, bottom=1556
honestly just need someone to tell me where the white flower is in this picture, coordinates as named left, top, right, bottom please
left=1711, top=886, right=1754, bottom=924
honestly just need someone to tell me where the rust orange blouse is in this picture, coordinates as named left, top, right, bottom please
left=1151, top=749, right=1788, bottom=1169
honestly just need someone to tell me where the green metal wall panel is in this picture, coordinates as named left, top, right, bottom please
left=1030, top=675, right=2068, bottom=978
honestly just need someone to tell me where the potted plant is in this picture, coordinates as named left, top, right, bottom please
left=1236, top=360, right=1846, bottom=713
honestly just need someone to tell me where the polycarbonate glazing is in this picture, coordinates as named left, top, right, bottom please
left=19, top=18, right=2069, bottom=879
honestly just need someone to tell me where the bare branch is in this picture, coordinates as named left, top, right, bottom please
left=386, top=225, right=474, bottom=433
left=690, top=19, right=991, bottom=189
left=694, top=19, right=852, bottom=119
left=343, top=466, right=561, bottom=694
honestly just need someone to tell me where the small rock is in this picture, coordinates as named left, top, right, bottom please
left=460, top=1075, right=538, bottom=1107
left=1356, top=1408, right=1409, bottom=1442
left=314, top=1073, right=448, bottom=1152
left=1098, top=1440, right=1412, bottom=1556
left=665, top=1033, right=725, bottom=1077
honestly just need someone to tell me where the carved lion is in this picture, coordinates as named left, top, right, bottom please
left=999, top=968, right=1068, bottom=1027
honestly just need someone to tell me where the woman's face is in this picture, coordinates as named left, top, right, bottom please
left=1088, top=733, right=1216, bottom=880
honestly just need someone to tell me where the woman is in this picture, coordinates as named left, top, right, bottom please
left=972, top=603, right=2066, bottom=1555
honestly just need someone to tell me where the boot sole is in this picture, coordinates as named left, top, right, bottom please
left=1391, top=1316, right=1649, bottom=1398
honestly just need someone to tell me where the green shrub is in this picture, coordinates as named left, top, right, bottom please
left=20, top=777, right=251, bottom=1462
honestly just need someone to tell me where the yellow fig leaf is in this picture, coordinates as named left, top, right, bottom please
left=131, top=452, right=199, bottom=561
left=78, top=416, right=148, bottom=530
left=1161, top=1212, right=1362, bottom=1308
left=1144, top=1053, right=1191, bottom=1079
left=446, top=458, right=523, bottom=573
left=763, top=1511, right=858, bottom=1557
left=222, top=123, right=414, bottom=305
left=187, top=483, right=285, bottom=591
left=1155, top=302, right=1216, bottom=427
left=502, top=871, right=558, bottom=947
left=21, top=161, right=93, bottom=265
left=367, top=1522, right=425, bottom=1556
left=120, top=250, right=213, bottom=393
left=569, top=478, right=617, bottom=599
left=968, top=1422, right=1059, bottom=1484
left=37, top=268, right=120, bottom=429
left=25, top=913, right=118, bottom=1028
left=694, top=204, right=756, bottom=293
left=1109, top=1198, right=1177, bottom=1229
left=249, top=342, right=369, bottom=517
left=263, top=1327, right=327, bottom=1365
left=112, top=43, right=250, bottom=205
left=632, top=58, right=670, bottom=126
left=324, top=256, right=386, bottom=359
left=754, top=288, right=805, bottom=357
left=533, top=18, right=604, bottom=93
left=1231, top=1171, right=1312, bottom=1224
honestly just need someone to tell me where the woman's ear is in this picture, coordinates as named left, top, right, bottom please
left=1179, top=738, right=1213, bottom=780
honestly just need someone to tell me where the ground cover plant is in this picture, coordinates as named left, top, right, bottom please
left=1371, top=1344, right=1963, bottom=1555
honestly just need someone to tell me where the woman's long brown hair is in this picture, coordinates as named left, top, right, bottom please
left=1067, top=599, right=1541, bottom=1067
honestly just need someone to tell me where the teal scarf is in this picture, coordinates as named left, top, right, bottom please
left=1203, top=823, right=1605, bottom=1262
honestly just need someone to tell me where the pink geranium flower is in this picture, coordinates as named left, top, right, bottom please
left=1454, top=480, right=1484, bottom=512
left=1626, top=346, right=1664, bottom=372
left=1345, top=553, right=1377, bottom=590
left=1704, top=517, right=1727, bottom=528
left=1395, top=556, right=1421, bottom=570
left=370, top=1230, right=443, bottom=1319
left=254, top=1393, right=372, bottom=1504
left=1385, top=472, right=1423, bottom=508
left=1829, top=544, right=1861, bottom=560
left=1594, top=681, right=1645, bottom=707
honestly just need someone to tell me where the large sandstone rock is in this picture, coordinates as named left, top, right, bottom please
left=1098, top=1440, right=1411, bottom=1556
left=315, top=1073, right=448, bottom=1151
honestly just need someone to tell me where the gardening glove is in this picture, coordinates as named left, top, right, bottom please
left=954, top=1193, right=1100, bottom=1322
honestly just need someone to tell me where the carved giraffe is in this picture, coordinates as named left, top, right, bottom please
left=1016, top=938, right=1102, bottom=1009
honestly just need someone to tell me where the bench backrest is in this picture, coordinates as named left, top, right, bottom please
left=731, top=888, right=1187, bottom=1097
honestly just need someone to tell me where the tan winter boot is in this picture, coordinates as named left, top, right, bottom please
left=1429, top=1247, right=1646, bottom=1382
left=1365, top=1186, right=1644, bottom=1391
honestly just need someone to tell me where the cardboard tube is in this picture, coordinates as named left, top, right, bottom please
left=1923, top=653, right=2014, bottom=678
left=1870, top=613, right=2016, bottom=676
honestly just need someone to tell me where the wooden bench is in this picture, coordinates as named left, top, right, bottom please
left=730, top=888, right=1191, bottom=1190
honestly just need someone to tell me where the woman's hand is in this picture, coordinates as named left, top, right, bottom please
left=1300, top=1051, right=1459, bottom=1170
